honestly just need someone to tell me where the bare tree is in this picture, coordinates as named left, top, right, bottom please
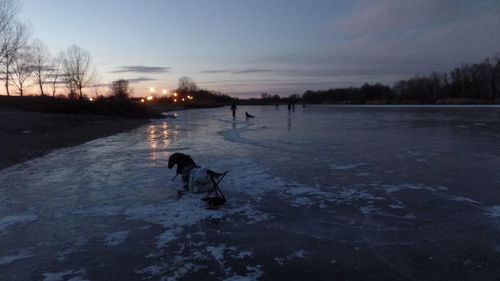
left=177, top=76, right=197, bottom=93
left=30, top=38, right=51, bottom=95
left=61, top=44, right=94, bottom=99
left=0, top=20, right=29, bottom=96
left=0, top=0, right=18, bottom=35
left=48, top=52, right=62, bottom=97
left=10, top=46, right=33, bottom=96
left=92, top=69, right=102, bottom=99
left=110, top=79, right=132, bottom=100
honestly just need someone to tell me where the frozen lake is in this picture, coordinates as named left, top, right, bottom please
left=1, top=105, right=500, bottom=281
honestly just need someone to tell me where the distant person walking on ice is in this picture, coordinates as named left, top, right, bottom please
left=231, top=102, right=237, bottom=118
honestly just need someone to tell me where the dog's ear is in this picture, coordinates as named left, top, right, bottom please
left=168, top=153, right=181, bottom=169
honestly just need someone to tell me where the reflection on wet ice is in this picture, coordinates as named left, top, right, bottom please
left=148, top=122, right=171, bottom=162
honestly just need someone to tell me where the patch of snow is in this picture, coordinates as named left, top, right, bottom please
left=485, top=206, right=500, bottom=217
left=135, top=265, right=163, bottom=276
left=290, top=250, right=308, bottom=259
left=359, top=205, right=378, bottom=215
left=329, top=163, right=365, bottom=170
left=234, top=251, right=252, bottom=259
left=0, top=214, right=38, bottom=232
left=224, top=265, right=264, bottom=281
left=449, top=195, right=482, bottom=205
left=206, top=244, right=226, bottom=262
left=42, top=270, right=83, bottom=281
left=0, top=250, right=34, bottom=265
left=104, top=231, right=129, bottom=246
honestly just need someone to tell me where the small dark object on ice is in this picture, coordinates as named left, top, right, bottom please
left=245, top=112, right=255, bottom=118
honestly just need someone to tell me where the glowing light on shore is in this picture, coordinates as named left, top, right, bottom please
left=182, top=98, right=185, bottom=101
left=147, top=96, right=154, bottom=101
left=141, top=99, right=145, bottom=102
left=89, top=98, right=94, bottom=101
left=174, top=99, right=177, bottom=102
left=173, top=92, right=178, bottom=97
left=162, top=89, right=167, bottom=94
left=149, top=87, right=155, bottom=93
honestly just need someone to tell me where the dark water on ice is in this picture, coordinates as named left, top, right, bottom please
left=1, top=105, right=500, bottom=281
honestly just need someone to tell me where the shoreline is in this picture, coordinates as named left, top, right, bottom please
left=0, top=109, right=150, bottom=170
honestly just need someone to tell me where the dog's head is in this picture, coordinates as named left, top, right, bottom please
left=168, top=153, right=196, bottom=174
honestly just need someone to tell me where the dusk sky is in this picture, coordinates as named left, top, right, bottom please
left=19, top=0, right=500, bottom=98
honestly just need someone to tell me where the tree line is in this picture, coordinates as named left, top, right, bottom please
left=300, top=56, right=500, bottom=104
left=0, top=0, right=97, bottom=98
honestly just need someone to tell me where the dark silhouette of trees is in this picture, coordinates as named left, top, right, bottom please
left=110, top=79, right=132, bottom=100
left=10, top=46, right=33, bottom=96
left=48, top=53, right=62, bottom=97
left=302, top=55, right=500, bottom=104
left=61, top=44, right=94, bottom=99
left=31, top=38, right=51, bottom=96
left=1, top=20, right=29, bottom=96
left=177, top=76, right=197, bottom=93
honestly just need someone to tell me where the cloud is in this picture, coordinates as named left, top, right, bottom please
left=125, top=77, right=157, bottom=83
left=201, top=68, right=298, bottom=75
left=111, top=66, right=171, bottom=74
left=328, top=0, right=500, bottom=67
left=232, top=69, right=276, bottom=74
left=200, top=69, right=231, bottom=74
left=258, top=0, right=500, bottom=82
left=330, top=0, right=460, bottom=35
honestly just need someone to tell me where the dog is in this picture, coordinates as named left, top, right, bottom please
left=245, top=112, right=255, bottom=118
left=168, top=153, right=224, bottom=193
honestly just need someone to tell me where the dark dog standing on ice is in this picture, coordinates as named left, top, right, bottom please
left=168, top=152, right=227, bottom=207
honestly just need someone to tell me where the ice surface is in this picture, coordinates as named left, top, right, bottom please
left=104, top=231, right=129, bottom=246
left=2, top=105, right=500, bottom=280
left=0, top=250, right=34, bottom=265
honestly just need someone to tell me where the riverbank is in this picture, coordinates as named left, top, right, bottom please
left=0, top=109, right=149, bottom=170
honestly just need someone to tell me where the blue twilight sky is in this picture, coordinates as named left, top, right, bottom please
left=18, top=0, right=500, bottom=97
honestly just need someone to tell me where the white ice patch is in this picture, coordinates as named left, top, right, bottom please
left=233, top=251, right=252, bottom=259
left=157, top=227, right=183, bottom=248
left=329, top=163, right=365, bottom=170
left=68, top=277, right=90, bottom=281
left=0, top=250, right=34, bottom=265
left=42, top=270, right=84, bottom=281
left=0, top=214, right=38, bottom=232
left=274, top=250, right=310, bottom=266
left=359, top=205, right=378, bottom=215
left=485, top=206, right=500, bottom=217
left=449, top=195, right=482, bottom=205
left=135, top=265, right=163, bottom=276
left=291, top=197, right=314, bottom=207
left=290, top=250, right=309, bottom=259
left=206, top=244, right=226, bottom=262
left=104, top=231, right=129, bottom=246
left=383, top=184, right=447, bottom=194
left=224, top=265, right=264, bottom=281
